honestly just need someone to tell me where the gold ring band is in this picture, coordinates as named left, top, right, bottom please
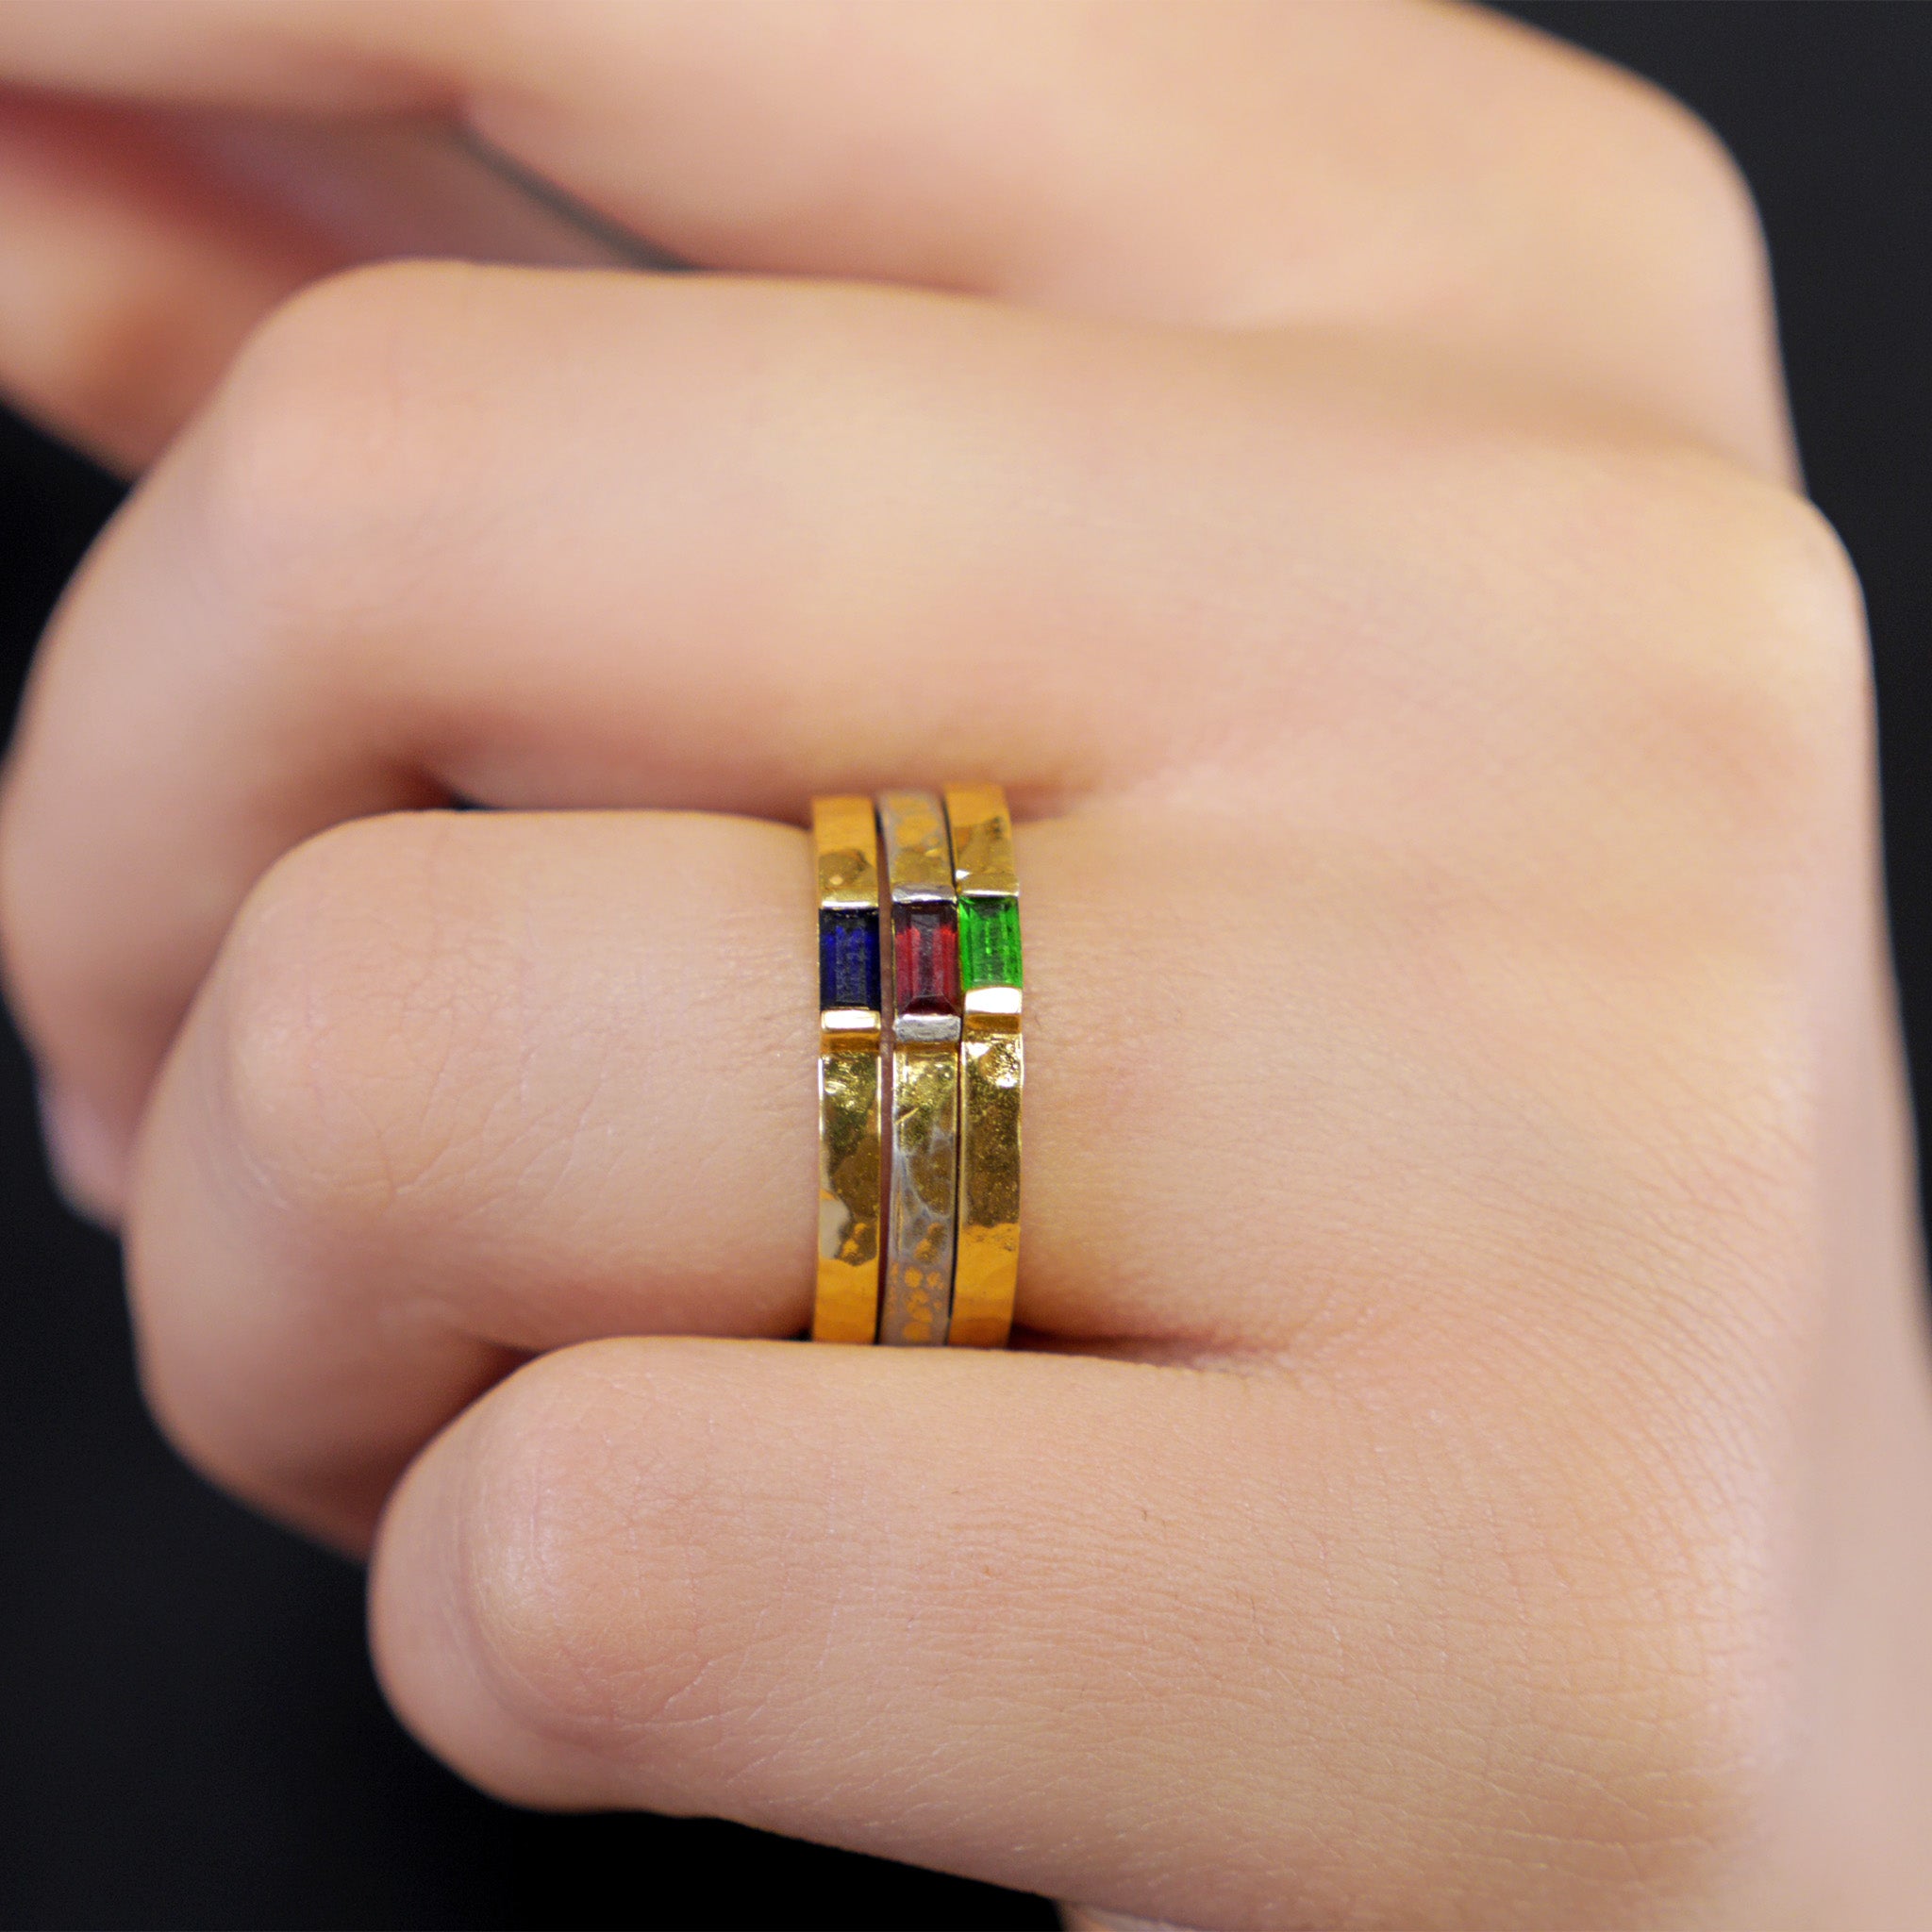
left=944, top=783, right=1023, bottom=1348
left=811, top=796, right=884, bottom=1344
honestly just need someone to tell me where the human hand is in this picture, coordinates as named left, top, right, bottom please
left=0, top=5, right=1924, bottom=1926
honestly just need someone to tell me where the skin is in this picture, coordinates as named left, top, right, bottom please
left=0, top=2, right=1922, bottom=1925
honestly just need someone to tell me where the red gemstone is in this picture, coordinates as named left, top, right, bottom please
left=894, top=906, right=961, bottom=1017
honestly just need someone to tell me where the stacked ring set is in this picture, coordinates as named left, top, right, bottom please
left=810, top=785, right=1023, bottom=1348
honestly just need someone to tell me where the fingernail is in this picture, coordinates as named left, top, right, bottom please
left=37, top=1078, right=126, bottom=1225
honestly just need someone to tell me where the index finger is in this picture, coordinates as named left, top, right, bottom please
left=0, top=0, right=1790, bottom=469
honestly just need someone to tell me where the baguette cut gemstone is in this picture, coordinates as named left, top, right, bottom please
left=958, top=894, right=1022, bottom=990
left=894, top=905, right=961, bottom=1016
left=819, top=908, right=881, bottom=1011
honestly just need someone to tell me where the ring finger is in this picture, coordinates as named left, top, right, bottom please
left=126, top=798, right=1348, bottom=1549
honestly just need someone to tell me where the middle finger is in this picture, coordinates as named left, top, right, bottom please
left=0, top=256, right=1615, bottom=1204
left=2, top=260, right=1318, bottom=1193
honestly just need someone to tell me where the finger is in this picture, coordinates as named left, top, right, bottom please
left=0, top=1, right=1787, bottom=465
left=124, top=675, right=1822, bottom=1557
left=124, top=803, right=1308, bottom=1549
left=0, top=258, right=1817, bottom=1212
left=126, top=809, right=814, bottom=1547
left=368, top=1335, right=1767, bottom=1928
left=0, top=258, right=1268, bottom=1190
left=0, top=91, right=629, bottom=469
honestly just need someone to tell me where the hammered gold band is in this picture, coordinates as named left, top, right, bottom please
left=811, top=796, right=885, bottom=1344
left=945, top=783, right=1023, bottom=1349
left=808, top=786, right=1023, bottom=1348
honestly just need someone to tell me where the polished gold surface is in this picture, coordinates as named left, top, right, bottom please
left=877, top=789, right=955, bottom=903
left=881, top=1039, right=958, bottom=1346
left=815, top=1030, right=884, bottom=1343
left=814, top=793, right=879, bottom=908
left=952, top=1028, right=1022, bottom=1347
left=944, top=782, right=1019, bottom=897
left=812, top=794, right=883, bottom=1345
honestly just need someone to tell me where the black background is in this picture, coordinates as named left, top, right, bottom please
left=0, top=7, right=1925, bottom=1928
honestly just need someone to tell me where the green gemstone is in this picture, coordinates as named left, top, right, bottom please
left=958, top=894, right=1022, bottom=990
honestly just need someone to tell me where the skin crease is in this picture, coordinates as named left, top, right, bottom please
left=0, top=1, right=1921, bottom=1926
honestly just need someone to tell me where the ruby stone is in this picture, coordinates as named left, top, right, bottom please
left=893, top=905, right=961, bottom=1018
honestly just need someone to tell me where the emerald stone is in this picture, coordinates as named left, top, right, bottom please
left=958, top=894, right=1022, bottom=990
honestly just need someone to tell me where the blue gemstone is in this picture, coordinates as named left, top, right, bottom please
left=819, top=909, right=881, bottom=1010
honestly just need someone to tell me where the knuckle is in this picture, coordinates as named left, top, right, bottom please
left=441, top=1348, right=721, bottom=1765
left=1565, top=451, right=1871, bottom=871
left=5, top=278, right=200, bottom=469
left=201, top=812, right=473, bottom=1242
left=1621, top=83, right=1762, bottom=256
left=1668, top=479, right=1868, bottom=845
left=1565, top=56, right=1768, bottom=294
left=1364, top=1376, right=1801, bottom=1914
left=192, top=260, right=487, bottom=624
left=1522, top=1580, right=1789, bottom=1906
left=1542, top=1442, right=1795, bottom=1895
